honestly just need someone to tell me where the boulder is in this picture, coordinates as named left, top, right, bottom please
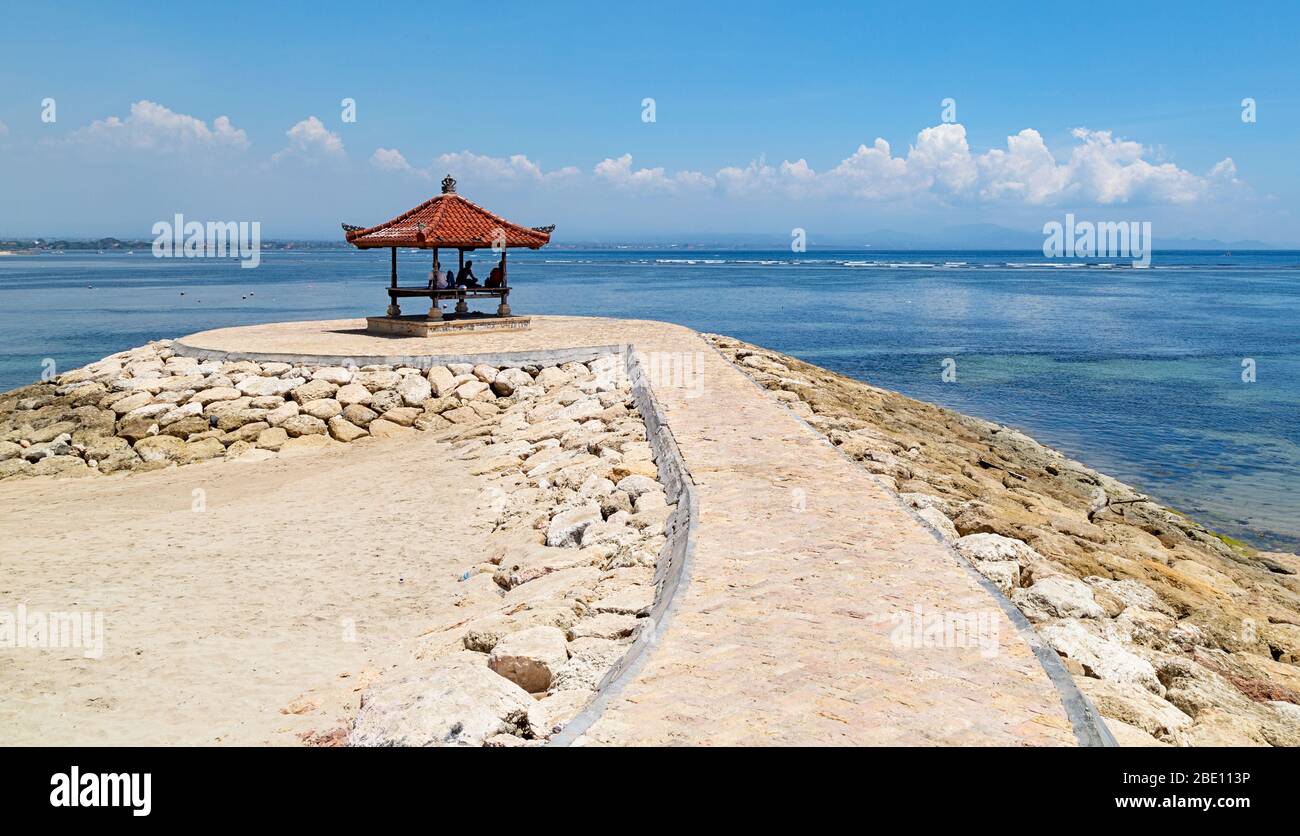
left=290, top=379, right=337, bottom=404
left=426, top=366, right=457, bottom=398
left=334, top=383, right=372, bottom=406
left=487, top=626, right=569, bottom=693
left=1038, top=619, right=1163, bottom=695
left=354, top=370, right=402, bottom=392
left=615, top=474, right=660, bottom=501
left=300, top=398, right=343, bottom=420
left=1012, top=575, right=1105, bottom=621
left=110, top=392, right=153, bottom=416
left=256, top=427, right=289, bottom=450
left=368, top=418, right=414, bottom=439
left=281, top=415, right=327, bottom=437
left=236, top=376, right=304, bottom=397
left=310, top=366, right=353, bottom=385
left=264, top=401, right=300, bottom=427
left=975, top=561, right=1020, bottom=596
left=380, top=407, right=421, bottom=427
left=916, top=506, right=959, bottom=542
left=546, top=502, right=602, bottom=547
left=180, top=438, right=226, bottom=463
left=342, top=404, right=379, bottom=427
left=134, top=435, right=186, bottom=463
left=369, top=389, right=403, bottom=414
left=566, top=612, right=639, bottom=641
left=327, top=415, right=368, bottom=442
left=455, top=380, right=490, bottom=401
left=396, top=374, right=432, bottom=406
left=159, top=401, right=203, bottom=426
left=954, top=533, right=1044, bottom=568
left=348, top=653, right=533, bottom=747
left=550, top=638, right=629, bottom=692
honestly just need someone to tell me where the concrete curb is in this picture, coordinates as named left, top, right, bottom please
left=704, top=338, right=1117, bottom=748
left=171, top=340, right=623, bottom=371
left=547, top=345, right=699, bottom=746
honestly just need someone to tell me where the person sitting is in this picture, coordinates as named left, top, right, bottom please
left=456, top=260, right=479, bottom=287
left=436, top=268, right=450, bottom=289
left=428, top=261, right=442, bottom=289
left=485, top=265, right=504, bottom=288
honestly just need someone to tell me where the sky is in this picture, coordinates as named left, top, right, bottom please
left=1, top=0, right=1298, bottom=244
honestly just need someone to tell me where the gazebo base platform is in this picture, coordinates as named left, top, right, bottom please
left=365, top=313, right=531, bottom=337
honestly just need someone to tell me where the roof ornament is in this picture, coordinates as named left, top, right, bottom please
left=441, top=174, right=457, bottom=194
left=341, top=223, right=364, bottom=234
left=532, top=225, right=556, bottom=233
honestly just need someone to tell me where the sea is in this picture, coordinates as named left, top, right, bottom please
left=2, top=248, right=1297, bottom=551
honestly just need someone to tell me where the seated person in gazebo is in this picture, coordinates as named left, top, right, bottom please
left=485, top=264, right=504, bottom=288
left=456, top=260, right=479, bottom=287
left=429, top=261, right=448, bottom=290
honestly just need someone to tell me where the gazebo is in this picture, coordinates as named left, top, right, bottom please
left=342, top=175, right=553, bottom=335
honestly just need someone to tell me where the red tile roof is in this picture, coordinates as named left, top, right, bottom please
left=343, top=175, right=553, bottom=250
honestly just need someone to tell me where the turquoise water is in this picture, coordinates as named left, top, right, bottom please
left=2, top=249, right=1297, bottom=550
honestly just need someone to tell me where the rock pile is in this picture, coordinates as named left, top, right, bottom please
left=1, top=342, right=675, bottom=746
left=346, top=352, right=673, bottom=746
left=708, top=334, right=1300, bottom=747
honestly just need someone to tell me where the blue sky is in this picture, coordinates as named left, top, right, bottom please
left=2, top=0, right=1297, bottom=243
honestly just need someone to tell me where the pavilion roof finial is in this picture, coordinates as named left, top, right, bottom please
left=441, top=174, right=457, bottom=194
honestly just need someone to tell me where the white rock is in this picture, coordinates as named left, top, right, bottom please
left=335, top=383, right=372, bottom=406
left=954, top=533, right=1043, bottom=566
left=236, top=376, right=305, bottom=397
left=396, top=374, right=432, bottom=406
left=1039, top=619, right=1164, bottom=696
left=349, top=653, right=533, bottom=747
left=615, top=474, right=660, bottom=501
left=915, top=506, right=959, bottom=542
left=311, top=366, right=353, bottom=385
left=427, top=366, right=457, bottom=397
left=1012, top=575, right=1105, bottom=621
left=546, top=502, right=602, bottom=547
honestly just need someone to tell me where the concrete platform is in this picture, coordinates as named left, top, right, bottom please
left=365, top=313, right=530, bottom=337
left=174, top=315, right=1102, bottom=746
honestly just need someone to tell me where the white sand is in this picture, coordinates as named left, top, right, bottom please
left=0, top=434, right=497, bottom=745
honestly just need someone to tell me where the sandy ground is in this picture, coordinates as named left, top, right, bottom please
left=0, top=433, right=494, bottom=745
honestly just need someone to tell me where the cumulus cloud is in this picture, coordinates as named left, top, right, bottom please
left=70, top=100, right=248, bottom=151
left=369, top=123, right=1237, bottom=210
left=370, top=147, right=578, bottom=185
left=371, top=147, right=420, bottom=174
left=593, top=153, right=712, bottom=192
left=594, top=124, right=1238, bottom=207
left=271, top=116, right=344, bottom=164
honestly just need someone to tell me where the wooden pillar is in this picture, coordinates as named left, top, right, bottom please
left=386, top=247, right=400, bottom=317
left=496, top=249, right=511, bottom=317
left=429, top=246, right=443, bottom=319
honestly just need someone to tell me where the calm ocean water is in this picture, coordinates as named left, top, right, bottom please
left=2, top=249, right=1298, bottom=550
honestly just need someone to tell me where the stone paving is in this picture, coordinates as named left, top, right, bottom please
left=180, top=316, right=1081, bottom=745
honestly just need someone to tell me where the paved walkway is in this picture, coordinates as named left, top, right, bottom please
left=181, top=316, right=1081, bottom=746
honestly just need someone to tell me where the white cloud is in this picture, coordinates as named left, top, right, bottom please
left=0, top=120, right=9, bottom=138
left=370, top=147, right=578, bottom=185
left=593, top=153, right=712, bottom=192
left=70, top=100, right=248, bottom=151
left=373, top=124, right=1238, bottom=209
left=371, top=147, right=420, bottom=174
left=271, top=116, right=344, bottom=164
